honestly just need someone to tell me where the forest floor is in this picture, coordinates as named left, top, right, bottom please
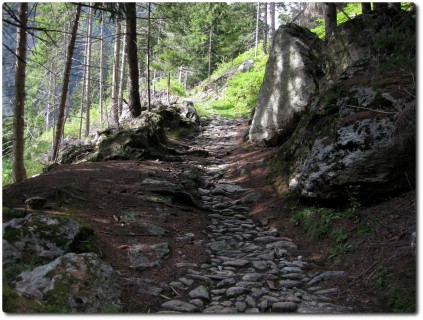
left=2, top=116, right=416, bottom=313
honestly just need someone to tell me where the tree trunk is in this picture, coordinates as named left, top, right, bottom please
left=388, top=3, right=401, bottom=11
left=53, top=4, right=81, bottom=161
left=262, top=2, right=268, bottom=54
left=99, top=11, right=105, bottom=124
left=146, top=2, right=151, bottom=112
left=254, top=2, right=259, bottom=58
left=111, top=18, right=121, bottom=124
left=208, top=27, right=213, bottom=81
left=46, top=64, right=53, bottom=131
left=325, top=2, right=337, bottom=42
left=12, top=2, right=28, bottom=183
left=126, top=2, right=142, bottom=118
left=118, top=23, right=127, bottom=117
left=178, top=66, right=183, bottom=83
left=78, top=44, right=88, bottom=140
left=361, top=3, right=372, bottom=13
left=167, top=71, right=171, bottom=106
left=269, top=3, right=275, bottom=51
left=84, top=4, right=93, bottom=137
left=184, top=70, right=188, bottom=91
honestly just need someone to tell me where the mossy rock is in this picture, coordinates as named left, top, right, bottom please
left=12, top=253, right=122, bottom=313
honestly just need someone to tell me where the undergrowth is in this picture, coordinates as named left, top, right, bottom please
left=196, top=44, right=268, bottom=118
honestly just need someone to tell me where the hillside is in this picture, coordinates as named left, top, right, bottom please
left=2, top=4, right=416, bottom=314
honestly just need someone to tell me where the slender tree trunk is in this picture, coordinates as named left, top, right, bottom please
left=53, top=4, right=81, bottom=161
left=78, top=46, right=88, bottom=140
left=178, top=66, right=183, bottom=83
left=208, top=28, right=213, bottom=81
left=153, top=19, right=161, bottom=97
left=388, top=3, right=401, bottom=11
left=46, top=65, right=53, bottom=131
left=362, top=3, right=372, bottom=13
left=118, top=23, right=127, bottom=117
left=126, top=2, right=142, bottom=118
left=146, top=2, right=151, bottom=112
left=167, top=71, right=170, bottom=106
left=111, top=18, right=121, bottom=124
left=184, top=70, right=188, bottom=91
left=269, top=2, right=275, bottom=51
left=84, top=4, right=93, bottom=137
left=325, top=2, right=337, bottom=42
left=262, top=2, right=268, bottom=54
left=12, top=2, right=28, bottom=183
left=254, top=2, right=259, bottom=58
left=99, top=11, right=104, bottom=124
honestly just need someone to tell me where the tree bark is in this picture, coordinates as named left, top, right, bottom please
left=361, top=3, right=372, bottom=13
left=84, top=4, right=93, bottom=137
left=118, top=23, right=127, bottom=117
left=126, top=2, right=142, bottom=118
left=262, top=2, right=268, bottom=54
left=254, top=2, right=259, bottom=58
left=12, top=2, right=28, bottom=183
left=269, top=3, right=275, bottom=52
left=146, top=2, right=151, bottom=112
left=111, top=18, right=121, bottom=124
left=208, top=27, right=213, bottom=81
left=53, top=4, right=81, bottom=161
left=324, top=2, right=337, bottom=42
left=99, top=11, right=105, bottom=124
left=78, top=43, right=88, bottom=140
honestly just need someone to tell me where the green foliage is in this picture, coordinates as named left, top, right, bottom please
left=291, top=207, right=343, bottom=240
left=154, top=78, right=187, bottom=97
left=203, top=44, right=268, bottom=118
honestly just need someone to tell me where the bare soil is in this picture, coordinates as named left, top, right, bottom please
left=2, top=120, right=416, bottom=313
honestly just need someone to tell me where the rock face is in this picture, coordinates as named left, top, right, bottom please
left=3, top=214, right=98, bottom=271
left=58, top=103, right=201, bottom=164
left=249, top=24, right=322, bottom=146
left=3, top=214, right=120, bottom=313
left=249, top=11, right=416, bottom=202
left=14, top=252, right=122, bottom=313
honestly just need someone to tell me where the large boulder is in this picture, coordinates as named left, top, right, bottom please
left=286, top=87, right=415, bottom=202
left=2, top=214, right=98, bottom=279
left=12, top=252, right=122, bottom=313
left=249, top=24, right=323, bottom=146
left=250, top=11, right=416, bottom=203
left=96, top=112, right=165, bottom=161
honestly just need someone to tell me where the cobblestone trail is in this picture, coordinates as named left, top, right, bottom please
left=159, top=117, right=352, bottom=313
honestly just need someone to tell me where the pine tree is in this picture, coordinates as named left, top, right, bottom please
left=53, top=4, right=81, bottom=161
left=125, top=2, right=142, bottom=118
left=12, top=2, right=28, bottom=183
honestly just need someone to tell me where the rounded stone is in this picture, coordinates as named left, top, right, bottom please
left=189, top=285, right=210, bottom=301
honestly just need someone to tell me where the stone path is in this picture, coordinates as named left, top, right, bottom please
left=159, top=116, right=352, bottom=313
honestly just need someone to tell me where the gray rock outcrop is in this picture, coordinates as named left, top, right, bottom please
left=14, top=252, right=122, bottom=312
left=249, top=11, right=416, bottom=202
left=249, top=24, right=322, bottom=146
left=3, top=214, right=120, bottom=313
